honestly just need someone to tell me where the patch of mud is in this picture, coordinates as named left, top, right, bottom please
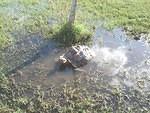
left=8, top=27, right=150, bottom=93
left=0, top=34, right=55, bottom=74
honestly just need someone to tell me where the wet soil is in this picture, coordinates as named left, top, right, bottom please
left=8, top=28, right=150, bottom=92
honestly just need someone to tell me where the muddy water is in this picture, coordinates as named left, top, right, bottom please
left=90, top=28, right=150, bottom=92
left=10, top=28, right=150, bottom=91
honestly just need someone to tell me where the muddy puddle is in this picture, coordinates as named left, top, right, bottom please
left=10, top=28, right=150, bottom=91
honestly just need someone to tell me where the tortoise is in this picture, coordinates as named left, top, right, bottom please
left=57, top=45, right=95, bottom=70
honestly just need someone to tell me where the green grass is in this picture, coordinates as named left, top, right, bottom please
left=78, top=0, right=150, bottom=34
left=0, top=0, right=150, bottom=47
left=54, top=23, right=92, bottom=46
left=0, top=1, right=150, bottom=112
left=0, top=73, right=149, bottom=113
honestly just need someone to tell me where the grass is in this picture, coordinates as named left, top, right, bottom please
left=53, top=23, right=92, bottom=46
left=0, top=0, right=150, bottom=47
left=0, top=72, right=149, bottom=113
left=78, top=0, right=150, bottom=35
left=0, top=1, right=150, bottom=112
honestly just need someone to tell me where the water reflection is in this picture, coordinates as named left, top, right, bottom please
left=10, top=28, right=150, bottom=91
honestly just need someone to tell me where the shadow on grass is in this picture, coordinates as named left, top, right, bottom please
left=53, top=23, right=93, bottom=47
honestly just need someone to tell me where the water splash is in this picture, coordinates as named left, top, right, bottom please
left=91, top=46, right=127, bottom=74
left=91, top=28, right=128, bottom=75
left=89, top=27, right=150, bottom=91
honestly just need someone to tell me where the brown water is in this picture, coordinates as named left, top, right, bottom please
left=10, top=28, right=150, bottom=91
